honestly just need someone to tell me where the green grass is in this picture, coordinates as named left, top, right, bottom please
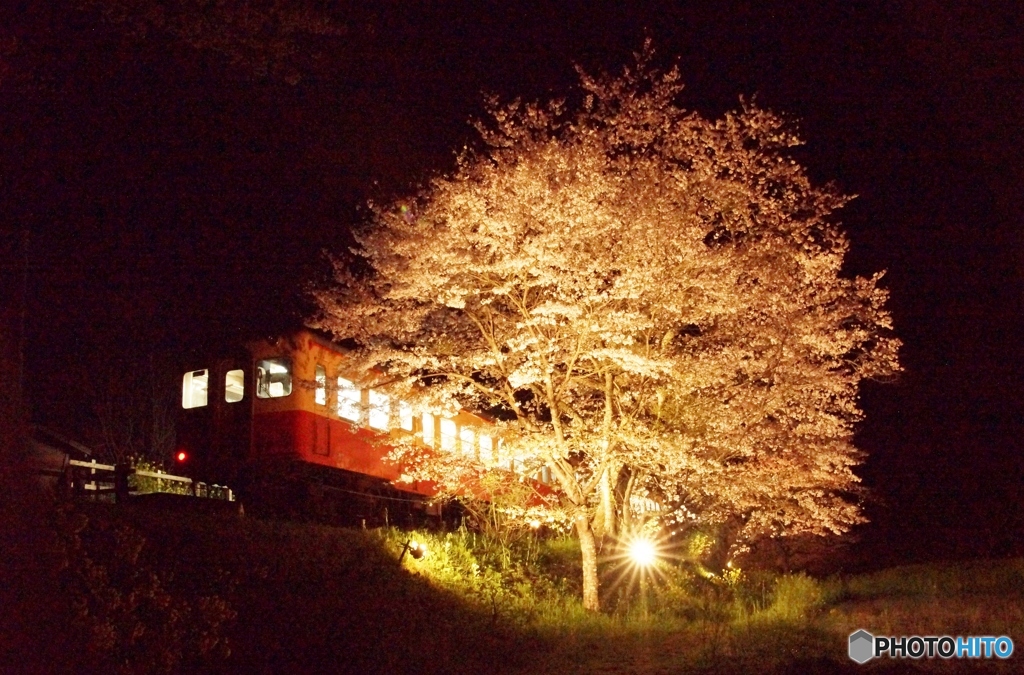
left=4, top=499, right=1023, bottom=674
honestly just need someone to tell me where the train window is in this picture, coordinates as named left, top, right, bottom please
left=399, top=402, right=414, bottom=431
left=440, top=418, right=457, bottom=452
left=460, top=427, right=475, bottom=459
left=225, top=369, right=244, bottom=402
left=337, top=377, right=360, bottom=422
left=511, top=450, right=525, bottom=474
left=182, top=369, right=209, bottom=409
left=315, top=365, right=326, bottom=406
left=422, top=413, right=435, bottom=446
left=496, top=440, right=515, bottom=472
left=479, top=434, right=493, bottom=465
left=368, top=390, right=389, bottom=430
left=256, top=358, right=293, bottom=398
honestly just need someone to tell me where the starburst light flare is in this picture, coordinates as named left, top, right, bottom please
left=628, top=537, right=657, bottom=567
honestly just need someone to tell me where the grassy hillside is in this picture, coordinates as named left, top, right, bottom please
left=3, top=498, right=1022, bottom=673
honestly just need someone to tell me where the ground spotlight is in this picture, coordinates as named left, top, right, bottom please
left=399, top=539, right=428, bottom=563
left=626, top=536, right=659, bottom=621
left=628, top=537, right=657, bottom=567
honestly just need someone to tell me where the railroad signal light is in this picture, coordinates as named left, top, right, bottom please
left=176, top=451, right=188, bottom=463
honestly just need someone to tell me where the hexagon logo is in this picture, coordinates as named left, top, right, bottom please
left=849, top=629, right=874, bottom=664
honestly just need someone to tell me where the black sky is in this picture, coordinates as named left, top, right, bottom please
left=2, top=1, right=1021, bottom=564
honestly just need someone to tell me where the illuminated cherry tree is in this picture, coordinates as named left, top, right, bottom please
left=315, top=49, right=900, bottom=611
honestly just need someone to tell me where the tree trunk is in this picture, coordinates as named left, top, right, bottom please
left=618, top=467, right=639, bottom=535
left=597, top=465, right=618, bottom=540
left=575, top=513, right=600, bottom=611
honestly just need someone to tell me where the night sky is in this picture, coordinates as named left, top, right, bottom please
left=2, top=1, right=1021, bottom=565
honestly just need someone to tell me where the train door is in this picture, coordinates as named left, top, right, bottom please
left=313, top=416, right=330, bottom=456
left=177, top=350, right=253, bottom=484
left=313, top=363, right=330, bottom=457
left=213, top=352, right=253, bottom=466
left=179, top=365, right=214, bottom=477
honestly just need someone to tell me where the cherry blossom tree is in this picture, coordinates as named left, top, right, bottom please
left=314, top=48, right=900, bottom=611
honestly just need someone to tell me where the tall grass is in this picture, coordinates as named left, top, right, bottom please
left=369, top=525, right=1024, bottom=671
left=14, top=499, right=1024, bottom=673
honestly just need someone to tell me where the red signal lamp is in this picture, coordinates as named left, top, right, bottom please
left=176, top=451, right=188, bottom=462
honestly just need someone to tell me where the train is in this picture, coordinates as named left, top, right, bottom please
left=175, top=329, right=552, bottom=525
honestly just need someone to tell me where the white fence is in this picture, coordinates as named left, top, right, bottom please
left=66, top=459, right=233, bottom=502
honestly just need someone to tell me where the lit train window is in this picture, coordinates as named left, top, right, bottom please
left=399, top=402, right=413, bottom=431
left=422, top=413, right=435, bottom=445
left=496, top=439, right=515, bottom=472
left=182, top=369, right=209, bottom=409
left=439, top=418, right=457, bottom=452
left=479, top=435, right=493, bottom=465
left=256, top=358, right=292, bottom=398
left=315, top=365, right=326, bottom=405
left=368, top=390, right=389, bottom=430
left=337, top=377, right=360, bottom=421
left=225, top=369, right=244, bottom=402
left=460, top=427, right=475, bottom=459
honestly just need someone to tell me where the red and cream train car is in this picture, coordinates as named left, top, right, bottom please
left=176, top=329, right=550, bottom=523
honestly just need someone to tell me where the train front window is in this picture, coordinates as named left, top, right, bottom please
left=368, top=390, right=389, bottom=430
left=225, top=369, right=244, bottom=402
left=315, top=365, right=326, bottom=406
left=182, top=369, right=209, bottom=409
left=256, top=358, right=292, bottom=398
left=338, top=377, right=360, bottom=422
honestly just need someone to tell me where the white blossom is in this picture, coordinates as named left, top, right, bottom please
left=313, top=46, right=900, bottom=609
